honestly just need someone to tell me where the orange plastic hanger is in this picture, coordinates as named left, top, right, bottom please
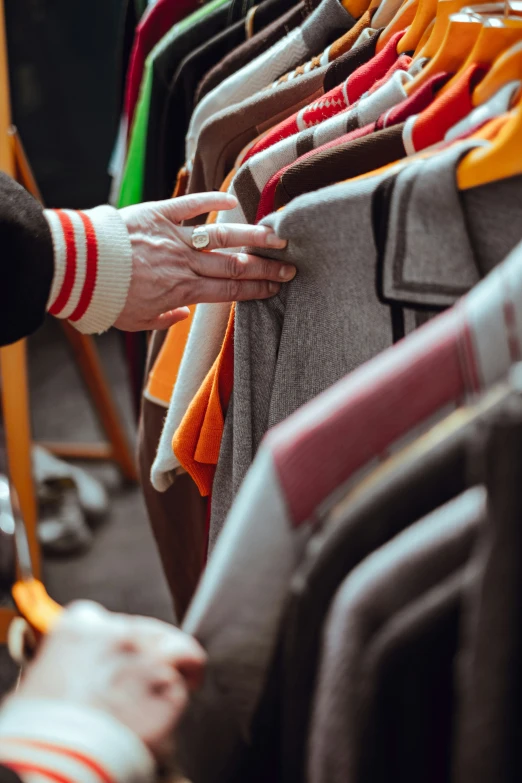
left=472, top=38, right=522, bottom=103
left=415, top=17, right=435, bottom=52
left=457, top=93, right=522, bottom=187
left=437, top=16, right=522, bottom=95
left=463, top=1, right=522, bottom=13
left=415, top=0, right=479, bottom=58
left=376, top=0, right=420, bottom=51
left=403, top=12, right=483, bottom=94
left=397, top=0, right=438, bottom=52
left=342, top=0, right=372, bottom=19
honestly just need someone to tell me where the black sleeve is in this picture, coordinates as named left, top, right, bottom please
left=0, top=766, right=24, bottom=783
left=0, top=172, right=54, bottom=347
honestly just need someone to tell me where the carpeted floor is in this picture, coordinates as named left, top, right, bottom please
left=0, top=318, right=174, bottom=693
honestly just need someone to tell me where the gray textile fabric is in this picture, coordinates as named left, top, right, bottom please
left=454, top=419, right=522, bottom=783
left=355, top=569, right=465, bottom=783
left=174, top=381, right=522, bottom=783
left=299, top=0, right=356, bottom=51
left=211, top=140, right=522, bottom=543
left=308, top=487, right=485, bottom=783
left=188, top=66, right=327, bottom=195
left=278, top=382, right=522, bottom=783
left=178, top=447, right=302, bottom=783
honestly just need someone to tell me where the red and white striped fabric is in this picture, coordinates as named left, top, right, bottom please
left=242, top=31, right=407, bottom=164
left=0, top=700, right=154, bottom=783
left=44, top=206, right=132, bottom=334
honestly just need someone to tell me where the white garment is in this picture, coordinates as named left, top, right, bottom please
left=224, top=65, right=413, bottom=224
left=185, top=0, right=356, bottom=160
left=150, top=302, right=232, bottom=491
left=445, top=79, right=520, bottom=142
left=186, top=32, right=311, bottom=161
left=351, top=25, right=378, bottom=48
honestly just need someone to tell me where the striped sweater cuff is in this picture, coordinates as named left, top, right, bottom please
left=0, top=699, right=154, bottom=783
left=44, top=206, right=133, bottom=334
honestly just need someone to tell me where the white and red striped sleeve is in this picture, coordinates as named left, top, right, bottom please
left=43, top=206, right=133, bottom=335
left=0, top=699, right=154, bottom=783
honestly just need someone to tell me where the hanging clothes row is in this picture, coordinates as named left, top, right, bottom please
left=116, top=0, right=522, bottom=778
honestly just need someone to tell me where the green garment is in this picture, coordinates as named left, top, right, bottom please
left=119, top=0, right=229, bottom=207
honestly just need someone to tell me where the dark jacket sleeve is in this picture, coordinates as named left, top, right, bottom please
left=0, top=172, right=54, bottom=347
left=0, top=766, right=23, bottom=783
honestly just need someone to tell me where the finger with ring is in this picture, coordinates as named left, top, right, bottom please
left=191, top=226, right=210, bottom=250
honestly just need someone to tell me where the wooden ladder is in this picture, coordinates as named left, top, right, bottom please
left=0, top=0, right=138, bottom=642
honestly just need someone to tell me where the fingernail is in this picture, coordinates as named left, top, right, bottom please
left=279, top=265, right=296, bottom=280
left=269, top=282, right=280, bottom=294
left=266, top=232, right=287, bottom=248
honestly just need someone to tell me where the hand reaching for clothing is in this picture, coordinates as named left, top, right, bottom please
left=12, top=601, right=206, bottom=763
left=117, top=192, right=293, bottom=331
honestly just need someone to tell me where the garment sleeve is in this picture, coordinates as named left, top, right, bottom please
left=0, top=172, right=133, bottom=348
left=0, top=764, right=24, bottom=783
left=0, top=699, right=155, bottom=783
left=0, top=172, right=54, bottom=347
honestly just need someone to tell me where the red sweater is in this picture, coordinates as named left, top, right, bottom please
left=255, top=71, right=450, bottom=222
left=243, top=31, right=407, bottom=163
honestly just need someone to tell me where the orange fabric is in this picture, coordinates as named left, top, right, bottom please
left=330, top=9, right=372, bottom=59
left=173, top=304, right=235, bottom=496
left=145, top=306, right=196, bottom=405
left=173, top=165, right=189, bottom=198
left=147, top=165, right=229, bottom=406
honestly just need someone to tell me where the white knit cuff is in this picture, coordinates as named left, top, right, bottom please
left=0, top=698, right=154, bottom=783
left=44, top=206, right=133, bottom=334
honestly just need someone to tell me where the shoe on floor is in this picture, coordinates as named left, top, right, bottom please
left=32, top=446, right=109, bottom=522
left=38, top=482, right=93, bottom=556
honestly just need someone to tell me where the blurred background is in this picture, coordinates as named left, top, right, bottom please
left=5, top=0, right=124, bottom=207
left=0, top=0, right=174, bottom=690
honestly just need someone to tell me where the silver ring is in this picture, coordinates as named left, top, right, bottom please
left=191, top=226, right=210, bottom=250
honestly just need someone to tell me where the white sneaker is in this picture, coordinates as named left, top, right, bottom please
left=38, top=482, right=92, bottom=555
left=32, top=446, right=109, bottom=522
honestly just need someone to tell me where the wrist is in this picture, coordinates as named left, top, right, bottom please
left=44, top=206, right=133, bottom=334
left=0, top=698, right=155, bottom=783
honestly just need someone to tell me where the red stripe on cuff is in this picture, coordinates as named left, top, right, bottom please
left=48, top=211, right=77, bottom=316
left=68, top=212, right=99, bottom=323
left=2, top=739, right=113, bottom=783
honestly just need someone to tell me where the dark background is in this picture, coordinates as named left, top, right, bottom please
left=0, top=1, right=175, bottom=692
left=5, top=0, right=127, bottom=208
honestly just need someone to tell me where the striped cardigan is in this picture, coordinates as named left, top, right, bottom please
left=0, top=172, right=132, bottom=347
left=0, top=700, right=153, bottom=783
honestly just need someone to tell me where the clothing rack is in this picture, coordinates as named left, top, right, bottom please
left=0, top=0, right=138, bottom=643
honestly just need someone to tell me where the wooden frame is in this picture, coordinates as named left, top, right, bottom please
left=0, top=0, right=137, bottom=641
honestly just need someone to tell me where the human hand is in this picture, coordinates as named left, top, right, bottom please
left=117, top=193, right=293, bottom=331
left=13, top=601, right=207, bottom=762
